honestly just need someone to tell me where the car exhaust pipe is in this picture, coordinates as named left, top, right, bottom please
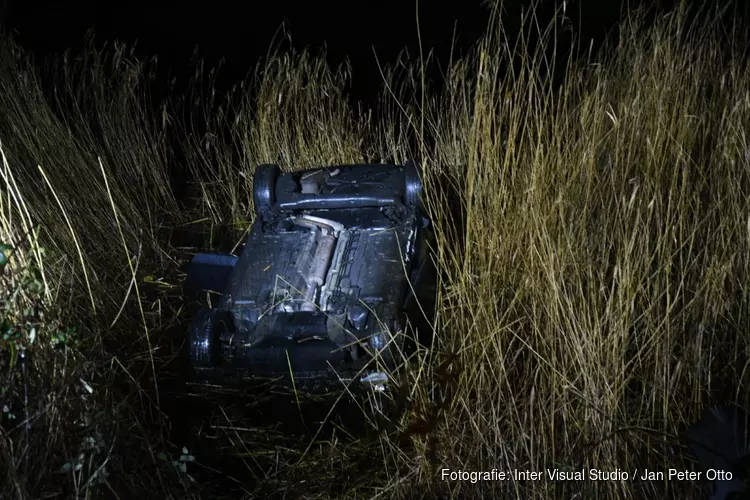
left=293, top=216, right=343, bottom=312
left=300, top=232, right=336, bottom=311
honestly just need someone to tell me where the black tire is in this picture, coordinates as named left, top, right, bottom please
left=404, top=160, right=423, bottom=211
left=253, top=164, right=281, bottom=218
left=189, top=308, right=233, bottom=368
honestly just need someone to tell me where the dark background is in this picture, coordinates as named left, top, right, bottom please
left=0, top=0, right=661, bottom=106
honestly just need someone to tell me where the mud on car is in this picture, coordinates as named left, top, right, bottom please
left=184, top=162, right=437, bottom=387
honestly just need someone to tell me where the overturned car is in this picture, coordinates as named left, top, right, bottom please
left=184, top=162, right=437, bottom=386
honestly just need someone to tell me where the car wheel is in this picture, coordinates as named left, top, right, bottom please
left=253, top=164, right=281, bottom=218
left=189, top=308, right=232, bottom=368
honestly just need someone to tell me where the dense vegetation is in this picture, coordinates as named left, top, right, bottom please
left=1, top=3, right=748, bottom=498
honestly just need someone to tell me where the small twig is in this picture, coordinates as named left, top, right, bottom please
left=110, top=241, right=142, bottom=328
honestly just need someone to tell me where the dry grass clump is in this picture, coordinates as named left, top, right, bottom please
left=398, top=4, right=750, bottom=498
left=0, top=34, right=195, bottom=498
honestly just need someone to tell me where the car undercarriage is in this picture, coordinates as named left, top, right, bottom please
left=184, top=162, right=437, bottom=388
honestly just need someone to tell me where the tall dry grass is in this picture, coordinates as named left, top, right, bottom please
left=1, top=2, right=749, bottom=499
left=178, top=42, right=367, bottom=227
left=391, top=4, right=750, bottom=498
left=0, top=33, right=196, bottom=498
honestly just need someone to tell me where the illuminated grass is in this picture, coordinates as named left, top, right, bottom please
left=1, top=3, right=749, bottom=499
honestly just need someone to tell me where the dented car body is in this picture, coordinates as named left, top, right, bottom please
left=184, top=162, right=436, bottom=385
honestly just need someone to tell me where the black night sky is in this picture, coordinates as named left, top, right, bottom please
left=0, top=1, right=655, bottom=106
